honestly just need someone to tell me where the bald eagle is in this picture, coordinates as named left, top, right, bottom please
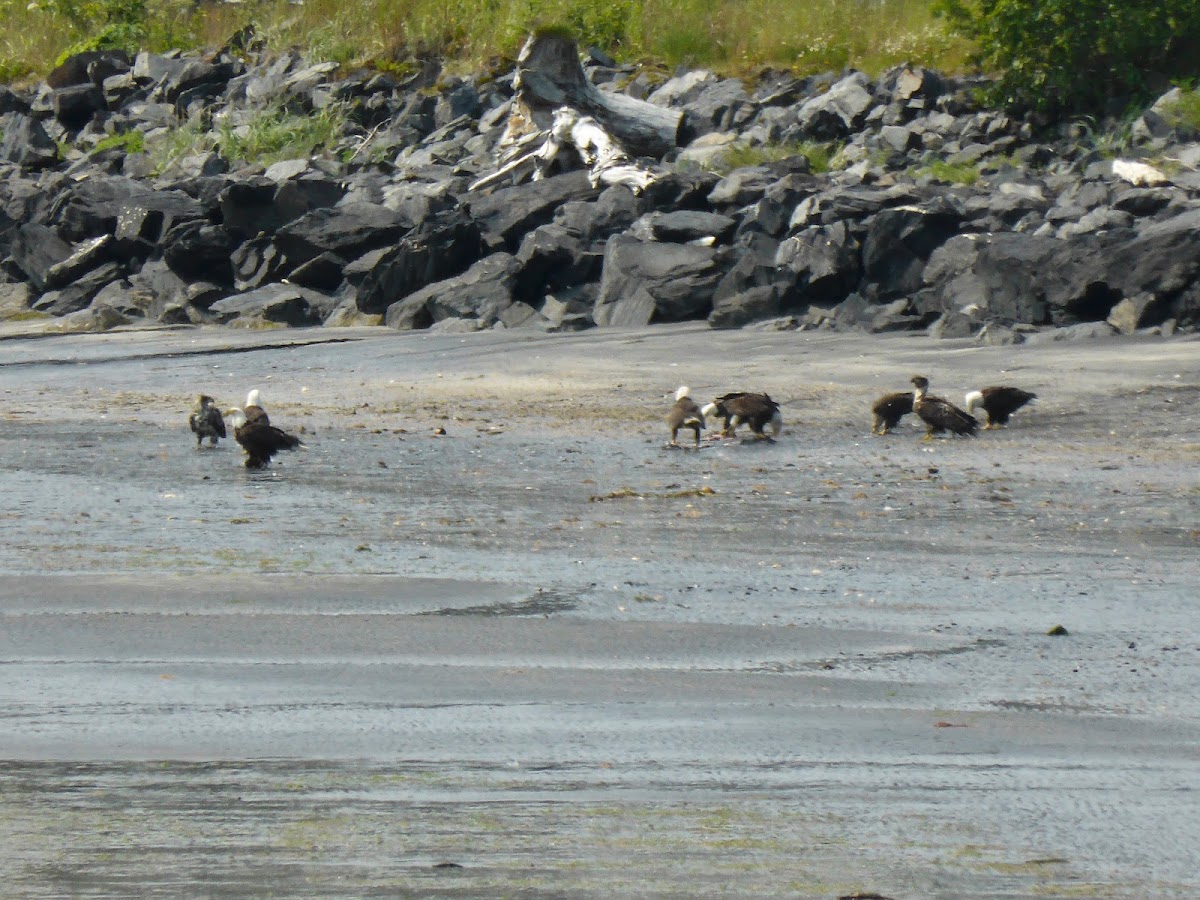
left=666, top=386, right=706, bottom=447
left=965, top=386, right=1038, bottom=429
left=225, top=398, right=303, bottom=469
left=701, top=392, right=782, bottom=441
left=870, top=391, right=914, bottom=435
left=911, top=376, right=978, bottom=440
left=242, top=388, right=269, bottom=426
left=189, top=395, right=226, bottom=447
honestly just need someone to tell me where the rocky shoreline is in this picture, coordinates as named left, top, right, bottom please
left=2, top=39, right=1199, bottom=340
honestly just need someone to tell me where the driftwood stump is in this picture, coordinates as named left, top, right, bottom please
left=470, top=32, right=679, bottom=193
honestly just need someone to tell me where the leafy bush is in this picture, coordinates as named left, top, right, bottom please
left=37, top=0, right=148, bottom=61
left=933, top=0, right=1200, bottom=114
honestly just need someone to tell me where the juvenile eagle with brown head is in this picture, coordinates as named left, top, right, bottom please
left=911, top=376, right=978, bottom=440
left=189, top=395, right=227, bottom=447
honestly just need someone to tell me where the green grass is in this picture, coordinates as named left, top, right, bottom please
left=216, top=102, right=347, bottom=165
left=91, top=129, right=145, bottom=154
left=915, top=158, right=980, bottom=184
left=1, top=0, right=971, bottom=85
left=138, top=101, right=346, bottom=170
left=713, top=139, right=844, bottom=174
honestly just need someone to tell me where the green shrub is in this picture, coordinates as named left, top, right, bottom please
left=933, top=0, right=1200, bottom=114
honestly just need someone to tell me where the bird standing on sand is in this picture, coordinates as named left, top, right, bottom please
left=189, top=395, right=226, bottom=447
left=910, top=376, right=978, bottom=440
left=666, top=386, right=706, bottom=448
left=701, top=392, right=782, bottom=441
left=965, top=386, right=1038, bottom=429
left=225, top=390, right=303, bottom=469
left=870, top=390, right=914, bottom=435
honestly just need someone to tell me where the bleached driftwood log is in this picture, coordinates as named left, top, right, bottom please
left=470, top=107, right=661, bottom=192
left=470, top=32, right=679, bottom=194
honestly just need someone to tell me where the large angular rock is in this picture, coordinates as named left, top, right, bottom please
left=384, top=252, right=519, bottom=330
left=351, top=212, right=483, bottom=314
left=593, top=235, right=723, bottom=326
left=775, top=221, right=862, bottom=305
left=796, top=72, right=874, bottom=139
left=915, top=232, right=1061, bottom=326
left=10, top=224, right=73, bottom=291
left=708, top=285, right=784, bottom=329
left=273, top=176, right=347, bottom=223
left=628, top=210, right=737, bottom=244
left=554, top=185, right=646, bottom=246
left=861, top=199, right=962, bottom=298
left=162, top=222, right=234, bottom=284
left=273, top=202, right=409, bottom=267
left=231, top=236, right=291, bottom=292
left=219, top=178, right=290, bottom=238
left=0, top=114, right=59, bottom=170
left=54, top=177, right=206, bottom=246
left=514, top=224, right=600, bottom=298
left=45, top=235, right=115, bottom=290
left=468, top=171, right=596, bottom=252
left=0, top=283, right=35, bottom=320
left=32, top=262, right=124, bottom=316
left=209, top=283, right=324, bottom=326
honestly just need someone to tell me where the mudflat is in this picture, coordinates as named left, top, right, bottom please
left=1, top=323, right=1198, bottom=898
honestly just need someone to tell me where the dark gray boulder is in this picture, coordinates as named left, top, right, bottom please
left=273, top=202, right=409, bottom=267
left=708, top=284, right=784, bottom=329
left=209, top=283, right=324, bottom=326
left=32, top=261, right=124, bottom=316
left=351, top=211, right=482, bottom=314
left=10, top=224, right=73, bottom=291
left=915, top=232, right=1064, bottom=326
left=272, top=175, right=347, bottom=222
left=45, top=235, right=115, bottom=290
left=162, top=222, right=234, bottom=284
left=231, top=236, right=291, bottom=292
left=554, top=185, right=647, bottom=246
left=218, top=178, right=290, bottom=238
left=775, top=221, right=862, bottom=305
left=796, top=72, right=873, bottom=139
left=0, top=114, right=60, bottom=170
left=593, top=235, right=723, bottom=325
left=628, top=210, right=737, bottom=244
left=54, top=177, right=206, bottom=246
left=514, top=224, right=600, bottom=298
left=861, top=199, right=962, bottom=298
left=288, top=252, right=347, bottom=292
left=467, top=171, right=596, bottom=252
left=384, top=252, right=519, bottom=330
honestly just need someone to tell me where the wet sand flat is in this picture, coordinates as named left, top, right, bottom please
left=1, top=324, right=1198, bottom=897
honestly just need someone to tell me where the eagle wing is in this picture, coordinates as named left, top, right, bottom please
left=234, top=421, right=303, bottom=466
left=917, top=395, right=979, bottom=435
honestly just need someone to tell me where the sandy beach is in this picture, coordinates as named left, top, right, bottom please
left=1, top=323, right=1198, bottom=897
